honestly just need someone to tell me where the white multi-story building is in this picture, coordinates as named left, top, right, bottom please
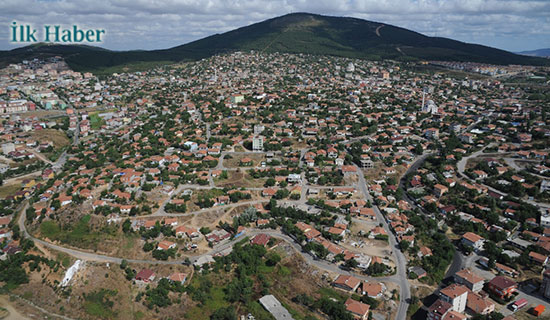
left=541, top=209, right=550, bottom=227
left=254, top=124, right=265, bottom=135
left=253, top=136, right=264, bottom=152
left=439, top=284, right=468, bottom=313
left=287, top=174, right=301, bottom=183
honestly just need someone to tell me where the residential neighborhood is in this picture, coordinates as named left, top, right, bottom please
left=0, top=50, right=549, bottom=320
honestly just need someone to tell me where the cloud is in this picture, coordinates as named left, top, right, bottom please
left=0, top=0, right=549, bottom=52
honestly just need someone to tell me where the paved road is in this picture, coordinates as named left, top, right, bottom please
left=456, top=146, right=550, bottom=209
left=18, top=204, right=401, bottom=288
left=2, top=170, right=42, bottom=185
left=357, top=167, right=410, bottom=320
left=443, top=250, right=465, bottom=282
left=459, top=251, right=550, bottom=317
left=456, top=144, right=494, bottom=177
left=15, top=138, right=411, bottom=316
left=398, top=153, right=434, bottom=211
left=504, top=157, right=549, bottom=179
left=152, top=184, right=186, bottom=216
left=398, top=153, right=469, bottom=289
left=199, top=229, right=401, bottom=283
left=28, top=149, right=53, bottom=165
left=152, top=199, right=268, bottom=217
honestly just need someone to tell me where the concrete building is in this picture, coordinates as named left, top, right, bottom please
left=461, top=232, right=485, bottom=252
left=259, top=295, right=294, bottom=320
left=439, top=284, right=468, bottom=313
left=541, top=210, right=550, bottom=228
left=254, top=124, right=265, bottom=135
left=0, top=163, right=9, bottom=174
left=428, top=299, right=452, bottom=320
left=466, top=291, right=495, bottom=315
left=454, top=268, right=485, bottom=292
left=230, top=94, right=244, bottom=104
left=287, top=174, right=301, bottom=183
left=253, top=136, right=264, bottom=152
left=1, top=143, right=15, bottom=155
left=487, top=276, right=517, bottom=299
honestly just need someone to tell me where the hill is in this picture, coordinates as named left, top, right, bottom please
left=517, top=48, right=550, bottom=58
left=1, top=13, right=548, bottom=73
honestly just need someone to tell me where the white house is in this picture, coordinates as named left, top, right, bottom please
left=287, top=174, right=301, bottom=183
left=440, top=284, right=468, bottom=313
left=461, top=232, right=485, bottom=251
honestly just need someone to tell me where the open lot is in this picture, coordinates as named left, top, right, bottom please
left=224, top=153, right=265, bottom=168
left=30, top=129, right=70, bottom=149
left=215, top=170, right=267, bottom=188
left=0, top=184, right=22, bottom=199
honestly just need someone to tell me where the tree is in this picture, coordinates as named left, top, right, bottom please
left=220, top=170, right=228, bottom=179
left=122, top=219, right=132, bottom=233
left=424, top=202, right=437, bottom=213
left=367, top=262, right=389, bottom=276
left=360, top=295, right=380, bottom=309
left=143, top=242, right=155, bottom=252
left=483, top=240, right=501, bottom=261
left=25, top=207, right=36, bottom=222
left=144, top=278, right=172, bottom=308
left=315, top=297, right=353, bottom=320
left=344, top=258, right=358, bottom=269
left=51, top=199, right=61, bottom=210
left=472, top=312, right=504, bottom=320
left=274, top=189, right=290, bottom=199
left=399, top=240, right=410, bottom=251
left=210, top=306, right=237, bottom=320
left=414, top=143, right=423, bottom=155
left=264, top=178, right=276, bottom=187
left=266, top=252, right=281, bottom=266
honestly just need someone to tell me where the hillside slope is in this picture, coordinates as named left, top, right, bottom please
left=1, top=13, right=547, bottom=72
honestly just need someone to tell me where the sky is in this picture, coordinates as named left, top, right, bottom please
left=1, top=0, right=549, bottom=52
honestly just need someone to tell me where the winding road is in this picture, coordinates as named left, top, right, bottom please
left=357, top=167, right=411, bottom=320
left=12, top=138, right=414, bottom=318
left=456, top=144, right=550, bottom=209
left=17, top=202, right=402, bottom=285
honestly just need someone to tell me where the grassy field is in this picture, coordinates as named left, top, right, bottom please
left=19, top=110, right=65, bottom=119
left=224, top=154, right=265, bottom=168
left=56, top=252, right=72, bottom=268
left=89, top=113, right=106, bottom=130
left=30, top=129, right=70, bottom=149
left=215, top=171, right=266, bottom=188
left=83, top=289, right=118, bottom=319
left=39, top=214, right=115, bottom=249
left=185, top=276, right=230, bottom=320
left=183, top=251, right=320, bottom=320
left=0, top=184, right=21, bottom=199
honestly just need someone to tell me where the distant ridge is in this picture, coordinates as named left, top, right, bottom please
left=517, top=48, right=550, bottom=58
left=1, top=13, right=548, bottom=73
